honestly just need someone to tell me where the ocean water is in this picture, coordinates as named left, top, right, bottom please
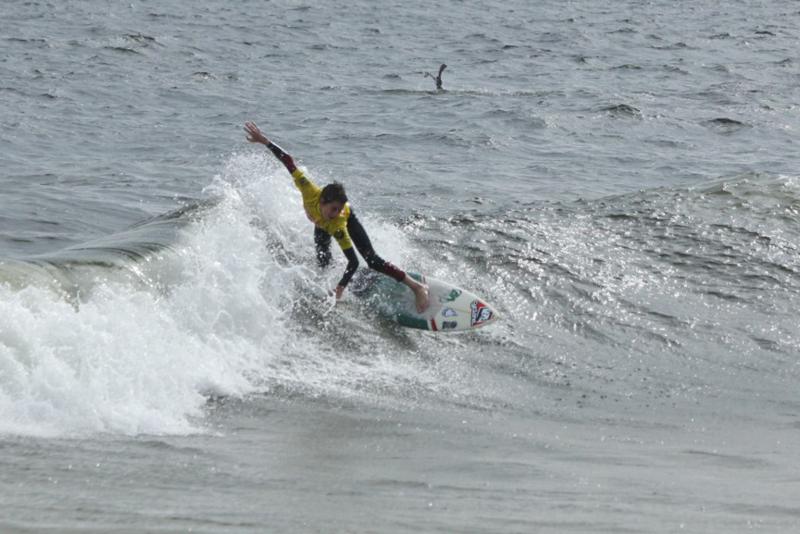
left=1, top=1, right=799, bottom=532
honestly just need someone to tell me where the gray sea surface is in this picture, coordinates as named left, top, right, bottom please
left=1, top=1, right=799, bottom=532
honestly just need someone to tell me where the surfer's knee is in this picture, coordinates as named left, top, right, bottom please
left=363, top=253, right=384, bottom=271
left=366, top=258, right=383, bottom=272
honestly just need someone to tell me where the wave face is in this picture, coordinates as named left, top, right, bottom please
left=0, top=155, right=326, bottom=436
left=3, top=152, right=799, bottom=438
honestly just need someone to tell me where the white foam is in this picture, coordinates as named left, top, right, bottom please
left=0, top=152, right=451, bottom=437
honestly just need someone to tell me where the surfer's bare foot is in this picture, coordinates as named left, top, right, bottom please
left=401, top=274, right=430, bottom=312
left=413, top=284, right=430, bottom=313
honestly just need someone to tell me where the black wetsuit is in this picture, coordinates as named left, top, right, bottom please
left=314, top=211, right=404, bottom=287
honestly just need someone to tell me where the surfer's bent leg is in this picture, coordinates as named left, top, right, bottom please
left=346, top=212, right=405, bottom=282
left=314, top=227, right=332, bottom=268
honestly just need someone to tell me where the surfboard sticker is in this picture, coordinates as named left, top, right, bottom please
left=439, top=288, right=462, bottom=303
left=470, top=300, right=494, bottom=327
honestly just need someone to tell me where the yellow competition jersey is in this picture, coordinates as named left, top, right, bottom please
left=291, top=168, right=353, bottom=250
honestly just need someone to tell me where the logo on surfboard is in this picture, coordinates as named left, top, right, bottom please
left=470, top=300, right=493, bottom=327
left=439, top=289, right=462, bottom=303
left=442, top=308, right=458, bottom=318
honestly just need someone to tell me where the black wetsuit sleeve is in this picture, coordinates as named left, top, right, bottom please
left=265, top=141, right=298, bottom=174
left=338, top=247, right=359, bottom=288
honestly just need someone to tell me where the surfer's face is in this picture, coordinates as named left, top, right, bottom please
left=320, top=200, right=344, bottom=221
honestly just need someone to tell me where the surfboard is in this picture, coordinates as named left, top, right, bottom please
left=350, top=271, right=498, bottom=332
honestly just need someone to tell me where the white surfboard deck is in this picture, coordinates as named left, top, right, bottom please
left=351, top=271, right=498, bottom=332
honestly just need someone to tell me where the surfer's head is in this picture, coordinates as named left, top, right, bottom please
left=320, top=182, right=348, bottom=220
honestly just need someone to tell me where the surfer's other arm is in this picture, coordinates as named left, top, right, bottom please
left=335, top=247, right=360, bottom=298
left=244, top=121, right=297, bottom=174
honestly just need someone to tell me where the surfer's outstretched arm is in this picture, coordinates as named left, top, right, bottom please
left=244, top=121, right=298, bottom=174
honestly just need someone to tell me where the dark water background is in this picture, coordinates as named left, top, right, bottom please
left=1, top=1, right=799, bottom=532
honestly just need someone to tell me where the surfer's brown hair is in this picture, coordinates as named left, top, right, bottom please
left=321, top=182, right=348, bottom=205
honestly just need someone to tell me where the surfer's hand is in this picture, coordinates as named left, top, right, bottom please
left=244, top=121, right=269, bottom=145
left=334, top=285, right=345, bottom=300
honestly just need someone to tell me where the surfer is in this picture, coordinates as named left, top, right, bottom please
left=424, top=63, right=447, bottom=90
left=244, top=121, right=430, bottom=312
